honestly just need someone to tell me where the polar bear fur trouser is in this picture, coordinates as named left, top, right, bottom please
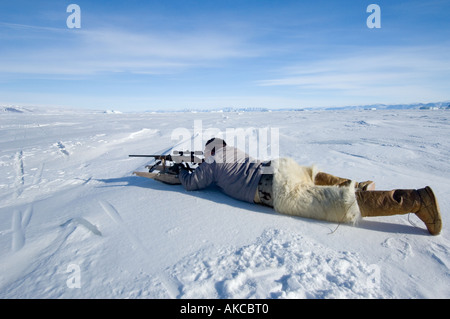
left=270, top=158, right=361, bottom=224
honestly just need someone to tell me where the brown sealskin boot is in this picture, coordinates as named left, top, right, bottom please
left=356, top=187, right=442, bottom=235
left=415, top=187, right=442, bottom=236
left=357, top=181, right=376, bottom=191
left=314, top=172, right=375, bottom=191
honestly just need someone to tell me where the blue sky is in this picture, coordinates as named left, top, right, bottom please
left=1, top=0, right=449, bottom=111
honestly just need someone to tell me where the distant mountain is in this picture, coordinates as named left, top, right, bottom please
left=149, top=101, right=450, bottom=113
left=322, top=101, right=450, bottom=111
left=2, top=101, right=449, bottom=114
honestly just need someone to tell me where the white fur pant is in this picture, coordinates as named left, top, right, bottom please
left=270, top=158, right=361, bottom=224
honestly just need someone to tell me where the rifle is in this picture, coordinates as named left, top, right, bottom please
left=129, top=151, right=204, bottom=182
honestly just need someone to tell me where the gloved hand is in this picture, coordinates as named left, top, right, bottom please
left=167, top=163, right=182, bottom=175
left=167, top=163, right=191, bottom=175
left=179, top=163, right=190, bottom=172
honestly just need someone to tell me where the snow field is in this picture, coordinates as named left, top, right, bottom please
left=0, top=107, right=449, bottom=298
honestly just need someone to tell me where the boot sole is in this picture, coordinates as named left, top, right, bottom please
left=417, top=186, right=442, bottom=235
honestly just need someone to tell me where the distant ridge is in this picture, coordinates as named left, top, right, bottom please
left=2, top=101, right=449, bottom=114
left=147, top=101, right=450, bottom=113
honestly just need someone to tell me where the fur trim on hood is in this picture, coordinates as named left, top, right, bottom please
left=271, top=158, right=361, bottom=224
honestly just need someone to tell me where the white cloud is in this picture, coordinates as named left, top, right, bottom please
left=256, top=46, right=450, bottom=103
left=0, top=24, right=257, bottom=76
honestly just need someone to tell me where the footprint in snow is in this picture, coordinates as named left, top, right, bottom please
left=55, top=141, right=69, bottom=156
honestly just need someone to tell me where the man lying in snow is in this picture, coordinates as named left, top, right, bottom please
left=155, top=137, right=442, bottom=236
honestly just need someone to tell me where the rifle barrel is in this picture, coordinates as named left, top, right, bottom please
left=129, top=154, right=203, bottom=163
left=129, top=155, right=170, bottom=157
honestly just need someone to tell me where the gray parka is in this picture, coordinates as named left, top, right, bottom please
left=178, top=146, right=264, bottom=203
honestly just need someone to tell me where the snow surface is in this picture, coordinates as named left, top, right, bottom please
left=0, top=106, right=449, bottom=299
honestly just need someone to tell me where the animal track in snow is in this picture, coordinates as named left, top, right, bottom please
left=14, top=151, right=25, bottom=197
left=381, top=237, right=414, bottom=260
left=55, top=141, right=69, bottom=156
left=99, top=200, right=182, bottom=298
left=428, top=242, right=450, bottom=271
left=11, top=205, right=33, bottom=252
left=60, top=217, right=102, bottom=236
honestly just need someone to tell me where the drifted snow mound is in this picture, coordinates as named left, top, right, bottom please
left=1, top=106, right=28, bottom=113
left=104, top=110, right=123, bottom=114
left=166, top=229, right=383, bottom=299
